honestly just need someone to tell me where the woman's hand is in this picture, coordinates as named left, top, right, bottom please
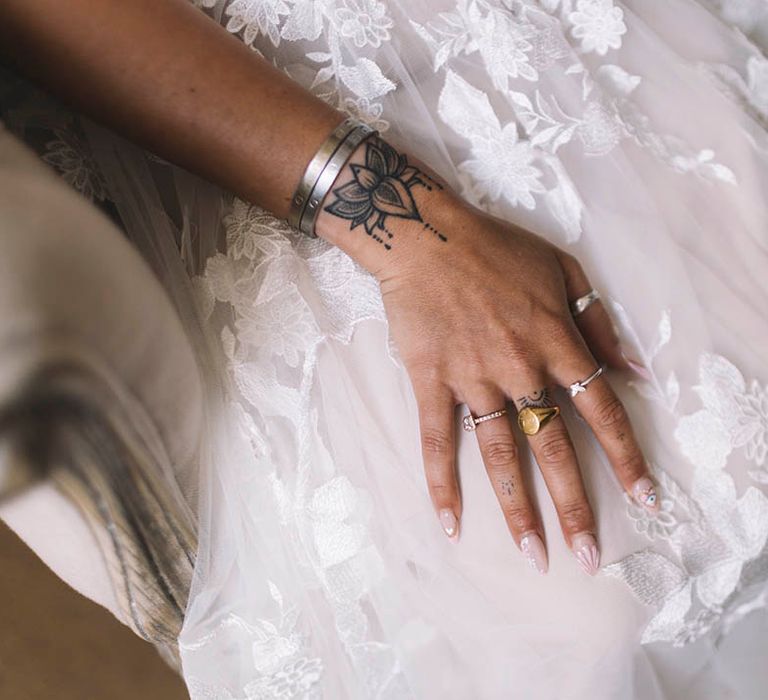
left=317, top=136, right=659, bottom=575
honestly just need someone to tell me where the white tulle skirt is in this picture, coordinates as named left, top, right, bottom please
left=4, top=0, right=768, bottom=698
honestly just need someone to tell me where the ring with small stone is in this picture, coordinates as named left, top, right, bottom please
left=463, top=408, right=507, bottom=432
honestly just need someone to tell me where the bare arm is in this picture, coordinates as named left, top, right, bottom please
left=0, top=0, right=341, bottom=218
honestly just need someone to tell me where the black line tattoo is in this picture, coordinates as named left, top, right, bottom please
left=500, top=478, right=515, bottom=496
left=517, top=388, right=553, bottom=409
left=323, top=136, right=446, bottom=249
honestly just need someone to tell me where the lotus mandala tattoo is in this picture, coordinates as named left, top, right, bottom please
left=324, top=137, right=446, bottom=249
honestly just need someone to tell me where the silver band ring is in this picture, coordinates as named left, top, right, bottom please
left=463, top=408, right=507, bottom=432
left=568, top=366, right=605, bottom=398
left=570, top=289, right=601, bottom=316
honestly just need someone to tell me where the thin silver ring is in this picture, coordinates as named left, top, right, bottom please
left=570, top=289, right=601, bottom=316
left=463, top=408, right=507, bottom=432
left=568, top=366, right=605, bottom=398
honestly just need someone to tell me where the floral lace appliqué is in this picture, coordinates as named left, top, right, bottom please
left=185, top=580, right=324, bottom=699
left=567, top=0, right=627, bottom=56
left=42, top=129, right=107, bottom=202
left=606, top=318, right=768, bottom=646
left=676, top=354, right=768, bottom=481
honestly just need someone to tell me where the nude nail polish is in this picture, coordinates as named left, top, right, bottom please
left=520, top=532, right=548, bottom=574
left=632, top=476, right=660, bottom=513
left=439, top=508, right=459, bottom=540
left=571, top=532, right=601, bottom=576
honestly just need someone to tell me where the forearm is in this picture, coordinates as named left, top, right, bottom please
left=0, top=0, right=466, bottom=277
left=0, top=0, right=342, bottom=218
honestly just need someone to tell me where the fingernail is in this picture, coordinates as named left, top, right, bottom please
left=622, top=351, right=652, bottom=381
left=572, top=532, right=601, bottom=576
left=439, top=508, right=459, bottom=540
left=632, top=476, right=660, bottom=512
left=520, top=532, right=548, bottom=574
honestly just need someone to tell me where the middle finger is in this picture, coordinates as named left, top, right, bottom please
left=512, top=381, right=601, bottom=576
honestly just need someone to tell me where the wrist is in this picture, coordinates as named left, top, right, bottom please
left=314, top=136, right=466, bottom=280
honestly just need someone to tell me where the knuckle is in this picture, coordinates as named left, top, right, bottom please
left=536, top=433, right=573, bottom=465
left=558, top=501, right=593, bottom=532
left=593, top=394, right=628, bottom=432
left=421, top=428, right=452, bottom=457
left=482, top=437, right=519, bottom=470
left=504, top=504, right=537, bottom=533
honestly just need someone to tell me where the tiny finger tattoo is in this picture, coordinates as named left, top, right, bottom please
left=517, top=388, right=553, bottom=409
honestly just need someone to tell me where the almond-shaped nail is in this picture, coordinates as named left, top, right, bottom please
left=571, top=532, right=601, bottom=576
left=621, top=351, right=652, bottom=381
left=632, top=476, right=660, bottom=512
left=520, top=532, right=548, bottom=574
left=439, top=508, right=459, bottom=540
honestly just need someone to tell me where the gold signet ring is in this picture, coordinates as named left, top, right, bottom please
left=517, top=406, right=561, bottom=436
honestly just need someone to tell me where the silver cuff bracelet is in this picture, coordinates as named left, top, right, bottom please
left=288, top=117, right=377, bottom=238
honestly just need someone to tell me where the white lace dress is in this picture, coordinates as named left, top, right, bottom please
left=3, top=1, right=768, bottom=698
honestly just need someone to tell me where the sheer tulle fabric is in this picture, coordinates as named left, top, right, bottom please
left=4, top=0, right=768, bottom=698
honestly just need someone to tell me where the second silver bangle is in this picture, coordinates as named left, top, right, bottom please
left=288, top=117, right=358, bottom=231
left=298, top=122, right=376, bottom=237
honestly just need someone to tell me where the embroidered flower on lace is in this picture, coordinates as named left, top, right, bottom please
left=225, top=0, right=291, bottom=47
left=42, top=129, right=106, bottom=202
left=568, top=0, right=627, bottom=56
left=334, top=0, right=393, bottom=49
left=408, top=0, right=477, bottom=72
left=438, top=70, right=545, bottom=209
left=466, top=122, right=544, bottom=208
left=221, top=0, right=397, bottom=119
left=237, top=289, right=318, bottom=368
left=527, top=21, right=571, bottom=72
left=245, top=657, right=323, bottom=699
left=626, top=493, right=676, bottom=540
left=476, top=10, right=539, bottom=87
left=183, top=576, right=323, bottom=700
left=411, top=1, right=543, bottom=85
left=341, top=96, right=390, bottom=132
left=676, top=354, right=768, bottom=479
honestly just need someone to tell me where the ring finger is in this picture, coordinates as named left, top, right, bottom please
left=464, top=385, right=547, bottom=574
